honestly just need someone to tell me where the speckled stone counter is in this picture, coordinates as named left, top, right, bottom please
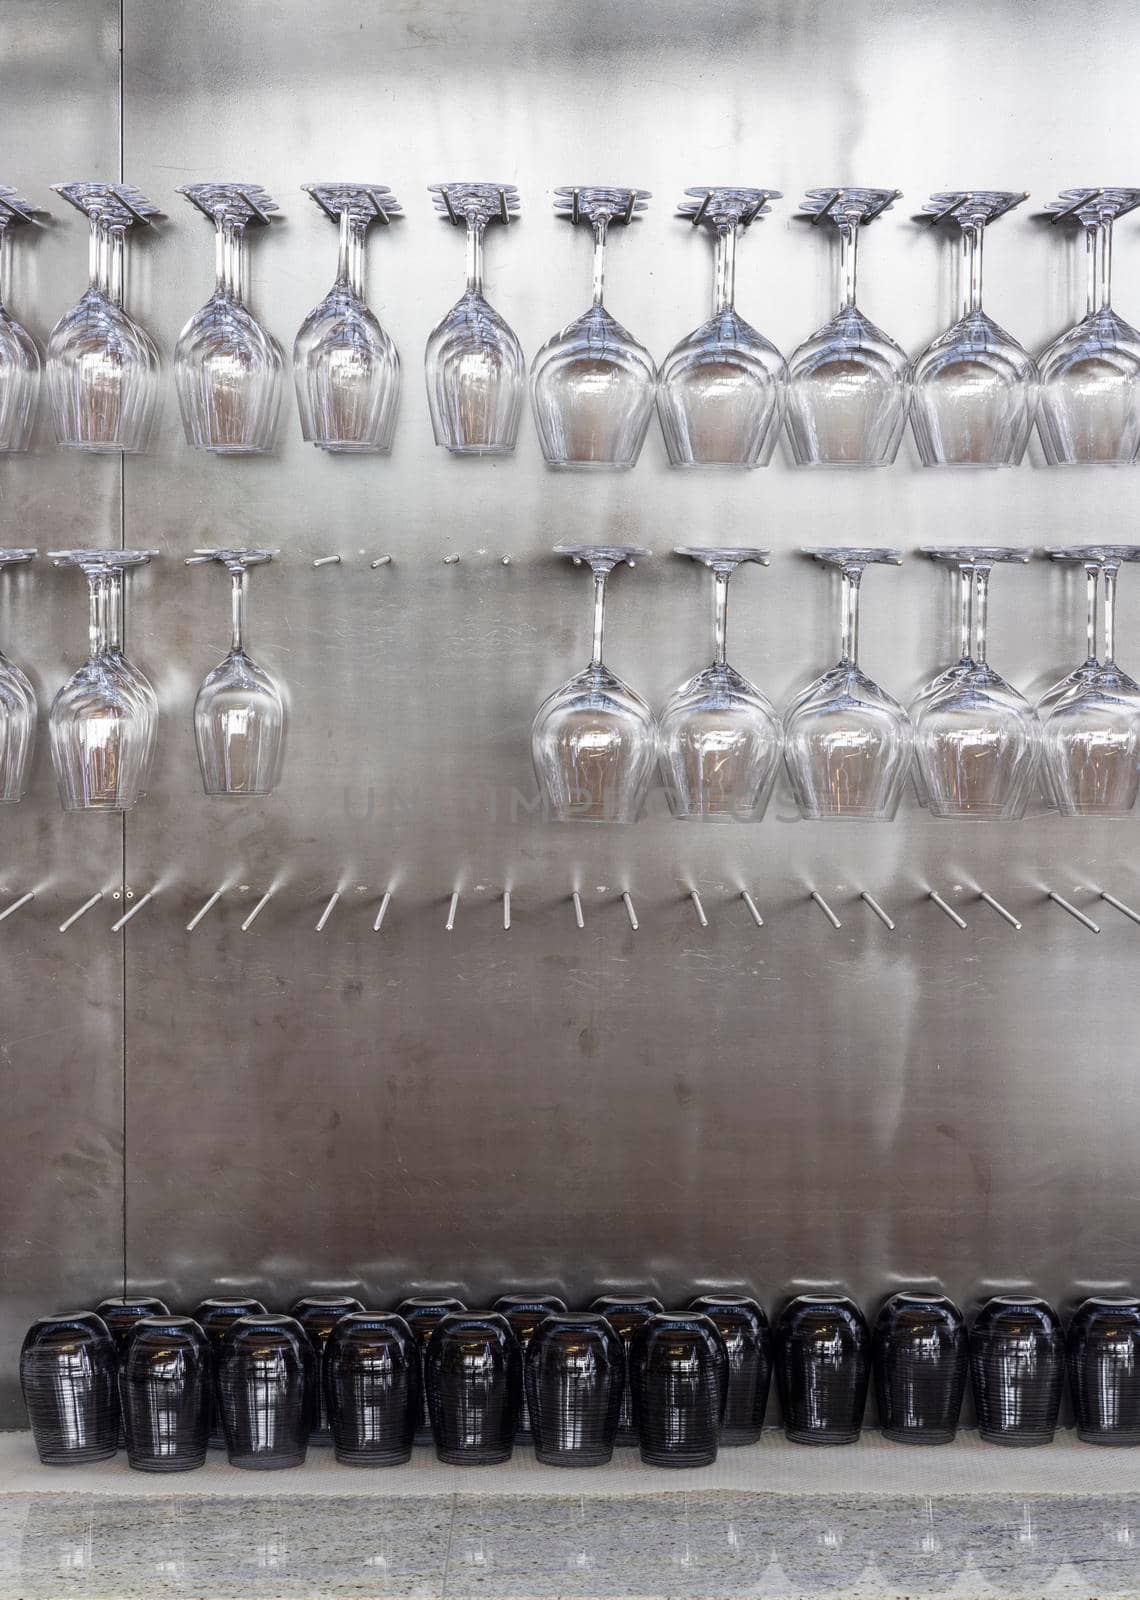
left=3, top=1431, right=1140, bottom=1598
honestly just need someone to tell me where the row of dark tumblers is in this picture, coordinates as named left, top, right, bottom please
left=20, top=1288, right=1140, bottom=1472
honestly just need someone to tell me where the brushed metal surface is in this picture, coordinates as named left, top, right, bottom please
left=6, top=0, right=1140, bottom=1426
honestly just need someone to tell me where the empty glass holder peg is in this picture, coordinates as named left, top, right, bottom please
left=1037, top=187, right=1140, bottom=465
left=658, top=547, right=782, bottom=819
left=425, top=182, right=524, bottom=455
left=174, top=184, right=284, bottom=454
left=657, top=186, right=786, bottom=467
left=530, top=186, right=656, bottom=468
left=0, top=548, right=37, bottom=802
left=295, top=183, right=402, bottom=453
left=0, top=187, right=42, bottom=452
left=910, top=191, right=1038, bottom=467
left=785, top=187, right=909, bottom=467
left=47, top=183, right=162, bottom=453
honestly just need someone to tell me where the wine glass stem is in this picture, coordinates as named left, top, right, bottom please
left=106, top=573, right=122, bottom=651
left=839, top=567, right=861, bottom=666
left=837, top=219, right=858, bottom=312
left=591, top=220, right=608, bottom=309
left=972, top=567, right=989, bottom=666
left=957, top=567, right=972, bottom=662
left=0, top=227, right=9, bottom=311
left=1086, top=218, right=1112, bottom=315
left=219, top=220, right=244, bottom=301
left=590, top=572, right=607, bottom=667
left=107, top=226, right=125, bottom=308
left=88, top=216, right=109, bottom=294
left=961, top=221, right=984, bottom=317
left=335, top=212, right=367, bottom=297
left=87, top=573, right=107, bottom=658
left=1104, top=566, right=1118, bottom=666
left=712, top=570, right=730, bottom=666
left=1084, top=564, right=1099, bottom=664
left=465, top=216, right=485, bottom=296
left=231, top=571, right=246, bottom=654
left=712, top=224, right=736, bottom=316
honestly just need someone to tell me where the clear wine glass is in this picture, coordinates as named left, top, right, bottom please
left=103, top=553, right=160, bottom=796
left=911, top=547, right=1040, bottom=819
left=294, top=183, right=402, bottom=453
left=0, top=189, right=42, bottom=452
left=46, top=183, right=162, bottom=453
left=0, top=548, right=37, bottom=802
left=657, top=187, right=785, bottom=468
left=1037, top=188, right=1140, bottom=465
left=1041, top=545, right=1140, bottom=815
left=530, top=187, right=656, bottom=469
left=174, top=184, right=283, bottom=454
left=658, top=547, right=780, bottom=819
left=785, top=188, right=909, bottom=467
left=532, top=544, right=656, bottom=821
left=187, top=547, right=285, bottom=797
left=783, top=548, right=913, bottom=819
left=425, top=182, right=524, bottom=455
left=1038, top=546, right=1108, bottom=719
left=910, top=191, right=1038, bottom=467
left=48, top=549, right=157, bottom=811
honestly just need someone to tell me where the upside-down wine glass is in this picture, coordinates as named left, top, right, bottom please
left=187, top=548, right=285, bottom=797
left=1037, top=188, right=1140, bottom=464
left=783, top=548, right=913, bottom=819
left=657, top=187, right=785, bottom=467
left=531, top=545, right=656, bottom=822
left=910, top=191, right=1038, bottom=466
left=47, top=183, right=162, bottom=452
left=1040, top=544, right=1140, bottom=814
left=911, top=547, right=1040, bottom=819
left=0, top=549, right=36, bottom=801
left=294, top=183, right=402, bottom=452
left=425, top=182, right=524, bottom=455
left=103, top=552, right=159, bottom=798
left=530, top=187, right=656, bottom=468
left=1037, top=547, right=1108, bottom=721
left=0, top=189, right=42, bottom=451
left=48, top=549, right=157, bottom=811
left=175, top=184, right=283, bottom=454
left=657, top=547, right=781, bottom=819
left=785, top=188, right=909, bottom=466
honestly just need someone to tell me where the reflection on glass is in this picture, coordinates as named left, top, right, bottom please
left=0, top=548, right=37, bottom=802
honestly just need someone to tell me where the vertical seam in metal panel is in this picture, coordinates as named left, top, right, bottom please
left=118, top=0, right=128, bottom=1298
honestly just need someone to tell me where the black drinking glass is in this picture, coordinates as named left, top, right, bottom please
left=324, top=1311, right=420, bottom=1466
left=425, top=1310, right=521, bottom=1465
left=776, top=1294, right=870, bottom=1445
left=971, top=1295, right=1064, bottom=1446
left=1068, top=1295, right=1140, bottom=1446
left=589, top=1293, right=664, bottom=1445
left=630, top=1311, right=728, bottom=1469
left=217, top=1314, right=313, bottom=1470
left=873, top=1291, right=968, bottom=1445
left=395, top=1296, right=466, bottom=1444
left=525, top=1311, right=624, bottom=1467
left=492, top=1292, right=568, bottom=1439
left=20, top=1313, right=119, bottom=1465
left=688, top=1293, right=771, bottom=1445
left=121, top=1315, right=211, bottom=1473
left=192, top=1295, right=267, bottom=1447
left=289, top=1293, right=364, bottom=1444
left=94, top=1294, right=170, bottom=1445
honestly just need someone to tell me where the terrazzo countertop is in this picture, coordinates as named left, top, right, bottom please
left=3, top=1431, right=1140, bottom=1598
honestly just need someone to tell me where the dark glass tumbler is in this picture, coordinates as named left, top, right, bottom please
left=630, top=1311, right=727, bottom=1469
left=122, top=1316, right=211, bottom=1472
left=590, top=1293, right=664, bottom=1445
left=95, top=1295, right=170, bottom=1446
left=493, top=1293, right=568, bottom=1440
left=289, top=1294, right=364, bottom=1444
left=873, top=1292, right=967, bottom=1445
left=776, top=1295, right=870, bottom=1445
left=20, top=1313, right=119, bottom=1465
left=971, top=1295, right=1064, bottom=1446
left=396, top=1296, right=466, bottom=1444
left=192, top=1295, right=267, bottom=1448
left=688, top=1293, right=771, bottom=1445
left=525, top=1311, right=624, bottom=1467
left=217, top=1314, right=313, bottom=1470
left=426, top=1310, right=521, bottom=1465
left=325, top=1312, right=420, bottom=1466
left=1068, top=1296, right=1140, bottom=1446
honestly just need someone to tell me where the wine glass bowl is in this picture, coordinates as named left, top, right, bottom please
left=425, top=182, right=524, bottom=455
left=785, top=188, right=909, bottom=467
left=658, top=546, right=781, bottom=820
left=0, top=548, right=37, bottom=803
left=530, top=187, right=656, bottom=469
left=657, top=187, right=786, bottom=468
left=294, top=183, right=402, bottom=453
left=0, top=188, right=42, bottom=453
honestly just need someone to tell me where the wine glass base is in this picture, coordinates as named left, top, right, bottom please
left=666, top=460, right=759, bottom=471
left=201, top=444, right=272, bottom=456
left=56, top=441, right=148, bottom=454
left=925, top=804, right=1026, bottom=820
left=544, top=460, right=638, bottom=472
left=203, top=789, right=276, bottom=799
left=795, top=806, right=897, bottom=820
left=442, top=443, right=516, bottom=457
left=789, top=460, right=892, bottom=470
left=314, top=442, right=393, bottom=455
left=917, top=460, right=1014, bottom=470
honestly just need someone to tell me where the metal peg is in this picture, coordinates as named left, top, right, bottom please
left=186, top=888, right=224, bottom=933
left=689, top=890, right=708, bottom=929
left=315, top=891, right=340, bottom=932
left=443, top=553, right=461, bottom=566
left=241, top=888, right=275, bottom=932
left=111, top=889, right=155, bottom=933
left=500, top=555, right=511, bottom=566
left=370, top=555, right=392, bottom=568
left=59, top=891, right=103, bottom=933
left=572, top=890, right=584, bottom=929
left=312, top=555, right=341, bottom=568
left=0, top=890, right=34, bottom=924
left=372, top=890, right=392, bottom=932
left=740, top=890, right=764, bottom=928
left=1099, top=890, right=1140, bottom=927
left=978, top=890, right=1022, bottom=930
left=860, top=891, right=895, bottom=931
left=446, top=891, right=459, bottom=931
left=1047, top=890, right=1100, bottom=935
left=810, top=890, right=842, bottom=930
left=928, top=890, right=967, bottom=929
left=622, top=891, right=639, bottom=931
left=503, top=890, right=511, bottom=931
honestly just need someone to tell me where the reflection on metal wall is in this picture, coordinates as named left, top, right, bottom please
left=4, top=0, right=1140, bottom=1426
